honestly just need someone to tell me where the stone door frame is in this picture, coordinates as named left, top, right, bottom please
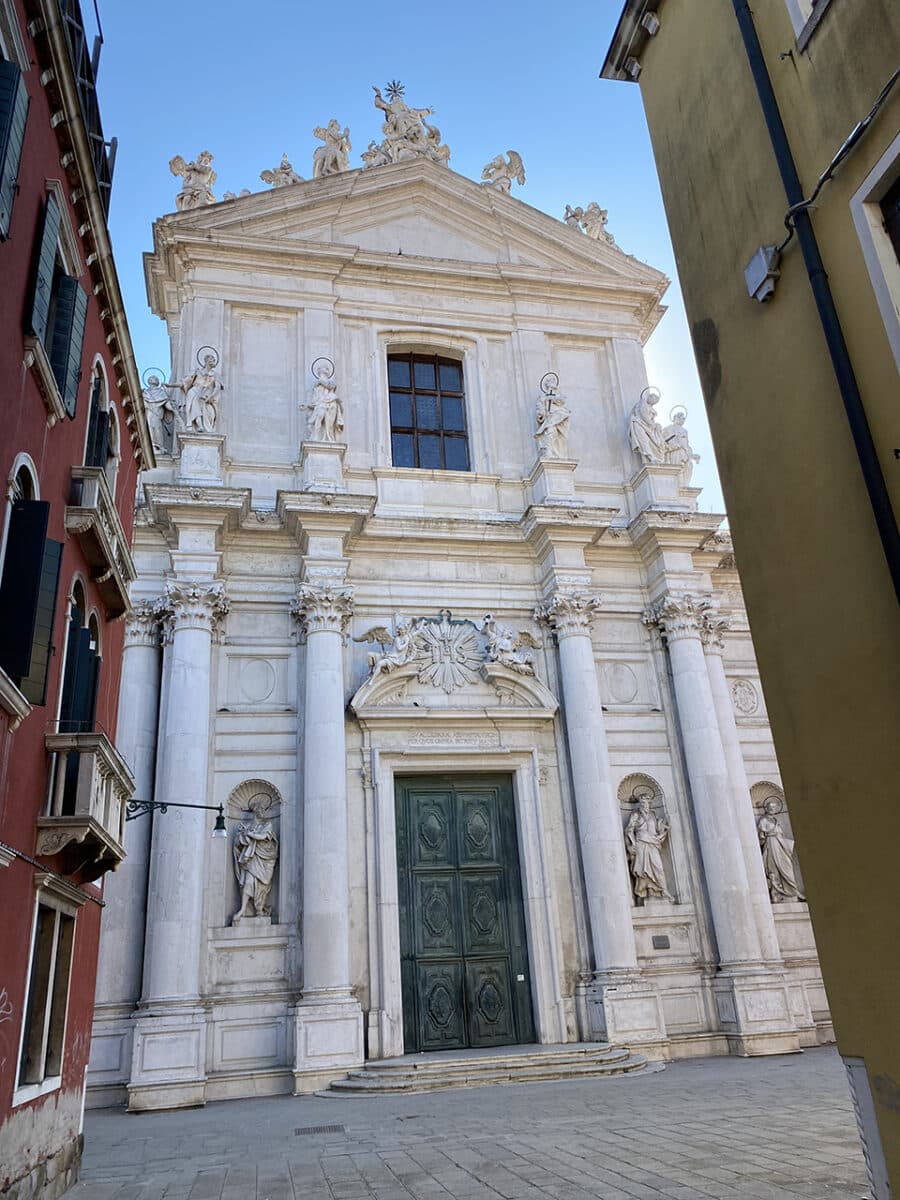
left=365, top=746, right=568, bottom=1060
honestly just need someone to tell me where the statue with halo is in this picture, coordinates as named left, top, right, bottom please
left=302, top=358, right=344, bottom=442
left=534, top=372, right=571, bottom=459
left=232, top=794, right=279, bottom=923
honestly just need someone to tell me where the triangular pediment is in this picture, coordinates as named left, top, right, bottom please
left=153, top=158, right=668, bottom=289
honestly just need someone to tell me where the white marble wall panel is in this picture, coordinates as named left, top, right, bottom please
left=229, top=308, right=299, bottom=463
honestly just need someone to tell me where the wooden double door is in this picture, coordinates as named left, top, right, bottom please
left=396, top=775, right=535, bottom=1053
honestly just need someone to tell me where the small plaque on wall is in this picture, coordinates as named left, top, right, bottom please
left=652, top=935, right=671, bottom=950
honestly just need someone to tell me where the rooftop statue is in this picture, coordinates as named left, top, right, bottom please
left=169, top=150, right=217, bottom=210
left=564, top=202, right=616, bottom=244
left=222, top=188, right=251, bottom=201
left=363, top=81, right=450, bottom=168
left=481, top=151, right=525, bottom=193
left=260, top=154, right=304, bottom=188
left=313, top=119, right=352, bottom=177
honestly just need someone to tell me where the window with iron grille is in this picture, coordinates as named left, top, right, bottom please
left=388, top=353, right=469, bottom=472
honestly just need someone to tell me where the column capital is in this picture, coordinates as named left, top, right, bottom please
left=292, top=581, right=354, bottom=635
left=159, top=580, right=229, bottom=641
left=699, top=610, right=731, bottom=654
left=124, top=600, right=161, bottom=649
left=642, top=591, right=711, bottom=642
left=534, top=591, right=602, bottom=639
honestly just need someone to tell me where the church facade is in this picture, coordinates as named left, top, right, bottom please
left=87, top=118, right=830, bottom=1110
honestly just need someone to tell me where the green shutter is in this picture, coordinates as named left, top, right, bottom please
left=28, top=192, right=62, bottom=345
left=0, top=500, right=51, bottom=681
left=19, top=539, right=63, bottom=707
left=48, top=275, right=88, bottom=418
left=0, top=60, right=29, bottom=239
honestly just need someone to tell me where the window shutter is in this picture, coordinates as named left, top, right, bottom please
left=48, top=274, right=88, bottom=418
left=0, top=60, right=29, bottom=239
left=58, top=609, right=83, bottom=729
left=68, top=629, right=95, bottom=732
left=28, top=192, right=62, bottom=345
left=85, top=408, right=109, bottom=468
left=19, top=538, right=63, bottom=706
left=0, top=499, right=51, bottom=681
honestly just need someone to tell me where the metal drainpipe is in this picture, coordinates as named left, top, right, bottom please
left=732, top=0, right=900, bottom=604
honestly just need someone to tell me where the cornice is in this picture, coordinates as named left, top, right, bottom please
left=519, top=504, right=619, bottom=557
left=628, top=508, right=725, bottom=557
left=276, top=490, right=375, bottom=547
left=143, top=483, right=252, bottom=542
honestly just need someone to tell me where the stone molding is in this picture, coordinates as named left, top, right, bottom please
left=123, top=600, right=162, bottom=649
left=642, top=592, right=711, bottom=643
left=534, top=591, right=602, bottom=639
left=159, top=581, right=229, bottom=640
left=292, top=582, right=354, bottom=635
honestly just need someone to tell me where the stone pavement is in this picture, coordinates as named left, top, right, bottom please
left=71, top=1047, right=870, bottom=1200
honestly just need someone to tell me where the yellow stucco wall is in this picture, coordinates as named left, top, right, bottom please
left=627, top=0, right=900, bottom=1182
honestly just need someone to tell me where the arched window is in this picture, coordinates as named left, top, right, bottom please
left=387, top=351, right=469, bottom=471
left=105, top=403, right=120, bottom=498
left=58, top=579, right=101, bottom=734
left=84, top=364, right=110, bottom=475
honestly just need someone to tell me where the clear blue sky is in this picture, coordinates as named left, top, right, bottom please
left=92, top=0, right=724, bottom=511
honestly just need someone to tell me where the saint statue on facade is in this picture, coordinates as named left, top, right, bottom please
left=169, top=352, right=223, bottom=434
left=625, top=790, right=673, bottom=902
left=662, top=408, right=701, bottom=484
left=303, top=360, right=344, bottom=442
left=260, top=153, right=304, bottom=188
left=141, top=374, right=175, bottom=454
left=534, top=376, right=571, bottom=459
left=481, top=151, right=525, bottom=193
left=313, top=120, right=352, bottom=177
left=628, top=387, right=667, bottom=464
left=169, top=150, right=217, bottom=210
left=232, top=797, right=279, bottom=922
left=757, top=797, right=804, bottom=903
left=480, top=614, right=538, bottom=675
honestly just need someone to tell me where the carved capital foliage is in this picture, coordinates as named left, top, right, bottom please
left=534, top=591, right=602, bottom=639
left=699, top=610, right=730, bottom=654
left=292, top=582, right=354, bottom=635
left=124, top=600, right=161, bottom=649
left=642, top=592, right=711, bottom=642
left=159, top=581, right=229, bottom=639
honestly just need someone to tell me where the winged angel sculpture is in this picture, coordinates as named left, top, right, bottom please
left=169, top=150, right=217, bottom=210
left=480, top=614, right=539, bottom=675
left=313, top=120, right=352, bottom=177
left=481, top=151, right=525, bottom=193
left=355, top=610, right=482, bottom=694
left=260, top=154, right=304, bottom=188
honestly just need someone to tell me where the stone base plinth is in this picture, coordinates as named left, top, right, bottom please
left=293, top=996, right=363, bottom=1094
left=300, top=441, right=347, bottom=493
left=86, top=1003, right=134, bottom=1102
left=527, top=457, right=578, bottom=504
left=176, top=432, right=225, bottom=485
left=713, top=969, right=801, bottom=1056
left=626, top=462, right=698, bottom=513
left=585, top=973, right=667, bottom=1053
left=127, top=1007, right=208, bottom=1111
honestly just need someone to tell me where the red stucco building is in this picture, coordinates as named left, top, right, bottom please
left=0, top=2, right=150, bottom=1195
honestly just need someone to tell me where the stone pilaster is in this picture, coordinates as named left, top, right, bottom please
left=645, top=592, right=798, bottom=1055
left=537, top=591, right=665, bottom=1048
left=290, top=581, right=363, bottom=1090
left=128, top=581, right=228, bottom=1111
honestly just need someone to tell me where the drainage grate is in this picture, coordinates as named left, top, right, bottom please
left=295, top=1124, right=345, bottom=1136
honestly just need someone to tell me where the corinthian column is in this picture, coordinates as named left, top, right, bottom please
left=128, top=580, right=228, bottom=1111
left=700, top=612, right=782, bottom=964
left=644, top=593, right=798, bottom=1055
left=290, top=581, right=362, bottom=1090
left=90, top=602, right=161, bottom=1099
left=537, top=592, right=664, bottom=1047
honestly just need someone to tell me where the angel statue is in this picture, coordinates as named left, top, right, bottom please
left=232, top=795, right=278, bottom=923
left=480, top=614, right=538, bottom=676
left=167, top=352, right=223, bottom=434
left=169, top=150, right=216, bottom=210
left=581, top=202, right=615, bottom=244
left=481, top=151, right=525, bottom=193
left=260, top=153, right=304, bottom=188
left=361, top=140, right=391, bottom=169
left=355, top=614, right=421, bottom=677
left=563, top=204, right=585, bottom=229
left=313, top=120, right=352, bottom=177
left=534, top=379, right=571, bottom=459
left=302, top=362, right=344, bottom=443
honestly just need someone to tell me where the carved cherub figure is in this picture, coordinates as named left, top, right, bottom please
left=480, top=614, right=538, bottom=675
left=581, top=202, right=615, bottom=244
left=260, top=154, right=304, bottom=188
left=313, top=120, right=352, bottom=177
left=564, top=204, right=585, bottom=229
left=355, top=614, right=421, bottom=676
left=481, top=151, right=525, bottom=193
left=169, top=150, right=217, bottom=210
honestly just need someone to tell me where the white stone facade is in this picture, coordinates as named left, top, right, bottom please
left=88, top=159, right=831, bottom=1110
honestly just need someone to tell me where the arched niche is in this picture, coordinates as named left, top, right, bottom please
left=225, top=779, right=283, bottom=924
left=617, top=772, right=678, bottom=905
left=750, top=780, right=805, bottom=901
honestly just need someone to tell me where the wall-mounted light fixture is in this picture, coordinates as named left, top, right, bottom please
left=126, top=799, right=227, bottom=838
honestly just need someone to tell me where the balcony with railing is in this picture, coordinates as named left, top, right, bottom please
left=65, top=467, right=135, bottom=618
left=36, top=728, right=134, bottom=880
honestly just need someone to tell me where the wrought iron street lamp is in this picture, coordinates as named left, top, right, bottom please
left=126, top=799, right=227, bottom=838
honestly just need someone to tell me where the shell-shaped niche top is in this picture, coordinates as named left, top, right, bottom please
left=226, top=778, right=282, bottom=819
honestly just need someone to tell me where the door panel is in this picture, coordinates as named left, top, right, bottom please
left=396, top=775, right=535, bottom=1053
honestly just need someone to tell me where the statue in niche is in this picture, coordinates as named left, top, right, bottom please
left=313, top=120, right=352, bottom=177
left=625, top=789, right=673, bottom=902
left=480, top=614, right=538, bottom=675
left=757, top=797, right=804, bottom=903
left=663, top=408, right=700, bottom=484
left=170, top=352, right=223, bottom=433
left=232, top=796, right=279, bottom=922
left=169, top=150, right=217, bottom=210
left=357, top=614, right=419, bottom=676
left=481, top=150, right=525, bottom=193
left=260, top=153, right=304, bottom=188
left=534, top=376, right=571, bottom=459
left=141, top=374, right=175, bottom=454
left=628, top=387, right=667, bottom=465
left=303, top=360, right=344, bottom=442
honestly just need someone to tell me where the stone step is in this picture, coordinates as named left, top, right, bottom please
left=318, top=1044, right=652, bottom=1096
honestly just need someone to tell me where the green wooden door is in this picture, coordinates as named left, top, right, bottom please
left=396, top=775, right=535, bottom=1052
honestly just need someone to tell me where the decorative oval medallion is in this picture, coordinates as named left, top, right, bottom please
left=471, top=888, right=499, bottom=936
left=465, top=808, right=491, bottom=853
left=730, top=678, right=759, bottom=716
left=427, top=983, right=454, bottom=1028
left=423, top=887, right=451, bottom=937
left=476, top=979, right=504, bottom=1024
